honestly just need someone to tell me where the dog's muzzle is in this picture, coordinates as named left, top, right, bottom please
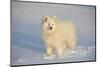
left=48, top=26, right=52, bottom=30
left=50, top=27, right=52, bottom=30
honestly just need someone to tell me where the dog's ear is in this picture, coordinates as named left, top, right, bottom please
left=42, top=16, right=49, bottom=23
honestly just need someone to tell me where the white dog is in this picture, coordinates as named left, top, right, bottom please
left=42, top=16, right=77, bottom=58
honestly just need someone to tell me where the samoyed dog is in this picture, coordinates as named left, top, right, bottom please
left=42, top=16, right=77, bottom=58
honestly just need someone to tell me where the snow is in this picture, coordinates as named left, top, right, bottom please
left=11, top=44, right=95, bottom=66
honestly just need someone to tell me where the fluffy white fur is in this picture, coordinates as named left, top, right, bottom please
left=42, top=16, right=77, bottom=58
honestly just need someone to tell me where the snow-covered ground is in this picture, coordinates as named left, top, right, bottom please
left=11, top=44, right=95, bottom=66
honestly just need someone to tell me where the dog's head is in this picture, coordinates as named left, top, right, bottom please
left=42, top=16, right=57, bottom=33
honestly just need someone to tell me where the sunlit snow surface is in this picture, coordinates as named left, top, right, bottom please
left=12, top=43, right=95, bottom=65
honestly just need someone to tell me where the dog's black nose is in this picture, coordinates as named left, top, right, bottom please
left=50, top=27, right=52, bottom=30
